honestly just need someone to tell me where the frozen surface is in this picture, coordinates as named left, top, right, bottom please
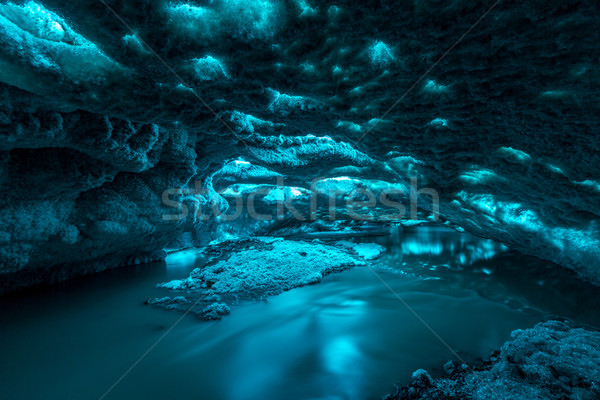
left=336, top=240, right=386, bottom=260
left=1, top=1, right=599, bottom=398
left=175, top=239, right=364, bottom=295
left=153, top=238, right=366, bottom=318
left=3, top=227, right=600, bottom=399
left=385, top=320, right=600, bottom=400
left=1, top=0, right=600, bottom=292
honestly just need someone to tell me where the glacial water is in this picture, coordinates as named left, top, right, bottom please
left=1, top=226, right=599, bottom=400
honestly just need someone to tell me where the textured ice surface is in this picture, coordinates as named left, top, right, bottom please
left=0, top=1, right=122, bottom=94
left=189, top=55, right=228, bottom=81
left=384, top=320, right=600, bottom=400
left=166, top=0, right=282, bottom=41
left=1, top=0, right=600, bottom=290
left=158, top=238, right=365, bottom=297
left=151, top=238, right=367, bottom=319
left=336, top=240, right=386, bottom=260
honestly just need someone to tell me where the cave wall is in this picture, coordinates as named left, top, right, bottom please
left=1, top=0, right=599, bottom=291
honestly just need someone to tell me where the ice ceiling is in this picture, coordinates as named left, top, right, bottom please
left=0, top=0, right=599, bottom=291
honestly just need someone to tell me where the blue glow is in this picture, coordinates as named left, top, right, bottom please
left=459, top=168, right=504, bottom=185
left=429, top=118, right=449, bottom=127
left=337, top=120, right=362, bottom=132
left=166, top=0, right=281, bottom=40
left=422, top=79, right=449, bottom=94
left=575, top=180, right=600, bottom=192
left=369, top=41, right=394, bottom=67
left=540, top=90, right=568, bottom=98
left=546, top=163, right=565, bottom=175
left=294, top=0, right=317, bottom=17
left=497, top=147, right=532, bottom=164
left=191, top=55, right=228, bottom=81
left=324, top=337, right=363, bottom=374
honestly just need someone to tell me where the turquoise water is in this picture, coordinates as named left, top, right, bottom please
left=1, top=226, right=599, bottom=400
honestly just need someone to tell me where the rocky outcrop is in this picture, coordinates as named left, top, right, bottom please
left=147, top=237, right=373, bottom=319
left=1, top=0, right=599, bottom=290
left=0, top=100, right=198, bottom=290
left=384, top=320, right=600, bottom=400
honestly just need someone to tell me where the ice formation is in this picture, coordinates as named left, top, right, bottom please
left=0, top=1, right=599, bottom=398
left=0, top=0, right=598, bottom=291
left=384, top=320, right=600, bottom=400
left=151, top=238, right=367, bottom=319
left=336, top=240, right=386, bottom=260
left=162, top=239, right=364, bottom=292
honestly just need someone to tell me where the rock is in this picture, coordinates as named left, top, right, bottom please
left=153, top=238, right=366, bottom=319
left=159, top=239, right=365, bottom=298
left=199, top=303, right=231, bottom=320
left=411, top=369, right=433, bottom=386
left=384, top=321, right=600, bottom=400
left=146, top=296, right=189, bottom=306
left=443, top=361, right=456, bottom=375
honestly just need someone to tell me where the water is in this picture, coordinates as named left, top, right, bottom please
left=1, top=226, right=599, bottom=400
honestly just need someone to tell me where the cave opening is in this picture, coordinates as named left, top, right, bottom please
left=2, top=0, right=600, bottom=399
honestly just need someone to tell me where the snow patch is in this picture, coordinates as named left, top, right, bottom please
left=336, top=241, right=386, bottom=260
left=369, top=41, right=394, bottom=68
left=266, top=88, right=321, bottom=116
left=190, top=55, right=228, bottom=81
left=166, top=0, right=282, bottom=41
left=158, top=239, right=366, bottom=297
left=422, top=79, right=449, bottom=94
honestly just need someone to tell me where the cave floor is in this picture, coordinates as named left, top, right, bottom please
left=1, top=226, right=599, bottom=400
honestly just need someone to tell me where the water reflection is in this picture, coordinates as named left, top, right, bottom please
left=358, top=225, right=600, bottom=328
left=324, top=336, right=362, bottom=374
left=1, top=226, right=600, bottom=400
left=372, top=225, right=507, bottom=267
left=164, top=248, right=205, bottom=270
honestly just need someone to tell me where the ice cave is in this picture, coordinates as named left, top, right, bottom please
left=1, top=0, right=600, bottom=399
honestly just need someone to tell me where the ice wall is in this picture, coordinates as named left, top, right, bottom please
left=1, top=0, right=599, bottom=290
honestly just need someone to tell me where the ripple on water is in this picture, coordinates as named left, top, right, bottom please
left=1, top=226, right=599, bottom=400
